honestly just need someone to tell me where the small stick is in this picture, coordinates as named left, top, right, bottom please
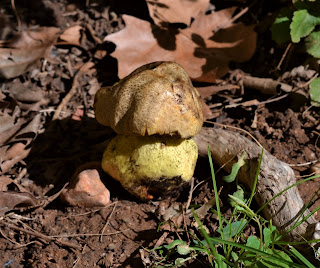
left=3, top=222, right=82, bottom=250
left=242, top=75, right=293, bottom=95
left=53, top=61, right=92, bottom=120
left=100, top=201, right=118, bottom=242
left=11, top=0, right=21, bottom=32
left=277, top=43, right=292, bottom=70
left=49, top=229, right=130, bottom=238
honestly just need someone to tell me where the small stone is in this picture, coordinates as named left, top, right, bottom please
left=60, top=169, right=110, bottom=207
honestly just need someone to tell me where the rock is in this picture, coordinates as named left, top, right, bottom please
left=60, top=169, right=110, bottom=207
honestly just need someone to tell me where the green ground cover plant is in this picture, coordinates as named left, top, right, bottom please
left=271, top=0, right=320, bottom=105
left=149, top=147, right=320, bottom=267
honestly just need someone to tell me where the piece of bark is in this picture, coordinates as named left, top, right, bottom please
left=194, top=127, right=318, bottom=242
left=242, top=76, right=292, bottom=95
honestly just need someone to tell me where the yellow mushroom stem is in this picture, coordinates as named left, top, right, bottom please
left=101, top=134, right=198, bottom=200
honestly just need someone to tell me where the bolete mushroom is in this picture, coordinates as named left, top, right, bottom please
left=94, top=61, right=203, bottom=200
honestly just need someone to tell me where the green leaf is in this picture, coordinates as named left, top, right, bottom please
left=177, top=243, right=192, bottom=255
left=224, top=151, right=246, bottom=183
left=164, top=239, right=184, bottom=249
left=309, top=77, right=320, bottom=106
left=260, top=248, right=293, bottom=268
left=175, top=258, right=188, bottom=266
left=290, top=9, right=320, bottom=43
left=306, top=30, right=320, bottom=57
left=246, top=236, right=261, bottom=250
left=228, top=194, right=256, bottom=218
left=263, top=228, right=272, bottom=248
left=271, top=8, right=293, bottom=44
left=219, top=220, right=247, bottom=240
left=231, top=185, right=246, bottom=203
left=263, top=224, right=277, bottom=248
left=231, top=251, right=238, bottom=262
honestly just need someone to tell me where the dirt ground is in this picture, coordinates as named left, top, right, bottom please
left=0, top=0, right=320, bottom=267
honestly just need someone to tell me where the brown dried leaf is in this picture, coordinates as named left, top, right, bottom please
left=104, top=8, right=256, bottom=82
left=0, top=114, right=41, bottom=173
left=0, top=27, right=60, bottom=79
left=146, top=0, right=209, bottom=26
left=59, top=25, right=83, bottom=45
left=0, top=175, right=28, bottom=192
left=0, top=176, right=15, bottom=191
left=0, top=191, right=38, bottom=215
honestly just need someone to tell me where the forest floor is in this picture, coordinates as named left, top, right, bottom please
left=0, top=0, right=320, bottom=267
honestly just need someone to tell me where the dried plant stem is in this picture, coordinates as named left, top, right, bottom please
left=53, top=61, right=92, bottom=120
left=11, top=0, right=21, bottom=32
left=2, top=222, right=82, bottom=250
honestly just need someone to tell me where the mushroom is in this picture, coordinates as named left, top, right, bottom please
left=94, top=61, right=203, bottom=200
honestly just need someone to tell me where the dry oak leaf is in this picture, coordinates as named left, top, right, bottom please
left=0, top=27, right=60, bottom=79
left=104, top=8, right=257, bottom=82
left=59, top=25, right=83, bottom=46
left=0, top=191, right=38, bottom=216
left=146, top=0, right=210, bottom=26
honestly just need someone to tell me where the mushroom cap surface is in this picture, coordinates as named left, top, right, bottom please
left=94, top=61, right=203, bottom=138
left=101, top=134, right=198, bottom=200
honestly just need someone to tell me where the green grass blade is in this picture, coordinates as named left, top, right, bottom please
left=207, top=236, right=305, bottom=268
left=248, top=147, right=264, bottom=207
left=256, top=174, right=320, bottom=215
left=288, top=245, right=316, bottom=268
left=192, top=209, right=223, bottom=266
left=207, top=146, right=223, bottom=238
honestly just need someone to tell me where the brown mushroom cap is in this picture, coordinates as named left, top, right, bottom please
left=94, top=61, right=203, bottom=138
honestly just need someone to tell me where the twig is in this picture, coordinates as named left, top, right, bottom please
left=86, top=24, right=102, bottom=44
left=185, top=177, right=194, bottom=211
left=205, top=121, right=263, bottom=148
left=100, top=201, right=118, bottom=242
left=242, top=75, right=293, bottom=95
left=13, top=240, right=43, bottom=249
left=287, top=159, right=318, bottom=167
left=216, top=7, right=249, bottom=32
left=11, top=0, right=21, bottom=32
left=0, top=228, right=21, bottom=245
left=276, top=43, right=292, bottom=70
left=49, top=229, right=130, bottom=238
left=3, top=222, right=82, bottom=250
left=153, top=231, right=169, bottom=248
left=61, top=201, right=117, bottom=220
left=53, top=61, right=92, bottom=120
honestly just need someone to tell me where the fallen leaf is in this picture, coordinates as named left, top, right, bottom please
left=59, top=25, right=83, bottom=46
left=0, top=176, right=15, bottom=191
left=0, top=114, right=41, bottom=173
left=0, top=191, right=38, bottom=216
left=10, top=83, right=44, bottom=103
left=146, top=0, right=209, bottom=26
left=0, top=27, right=60, bottom=79
left=0, top=175, right=28, bottom=192
left=104, top=8, right=256, bottom=82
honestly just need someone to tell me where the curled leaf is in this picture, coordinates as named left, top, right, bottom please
left=0, top=27, right=60, bottom=79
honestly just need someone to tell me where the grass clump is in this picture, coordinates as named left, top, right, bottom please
left=148, top=147, right=320, bottom=267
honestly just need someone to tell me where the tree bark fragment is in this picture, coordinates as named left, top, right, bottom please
left=194, top=127, right=318, bottom=242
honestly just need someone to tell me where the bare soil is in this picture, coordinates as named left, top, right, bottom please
left=0, top=0, right=320, bottom=267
